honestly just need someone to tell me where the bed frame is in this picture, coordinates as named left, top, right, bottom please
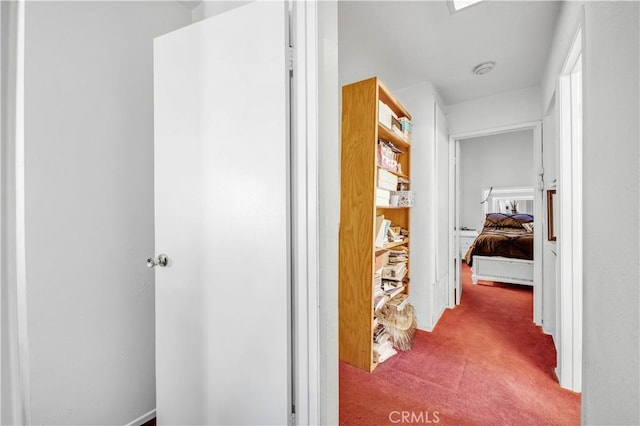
left=471, top=255, right=534, bottom=286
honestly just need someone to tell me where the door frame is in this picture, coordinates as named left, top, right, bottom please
left=555, top=18, right=583, bottom=393
left=433, top=100, right=450, bottom=323
left=0, top=1, right=31, bottom=424
left=448, top=121, right=544, bottom=327
left=304, top=1, right=340, bottom=424
left=449, top=139, right=461, bottom=305
left=291, top=1, right=322, bottom=423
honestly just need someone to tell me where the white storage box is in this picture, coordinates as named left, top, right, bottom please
left=400, top=117, right=412, bottom=136
left=376, top=187, right=391, bottom=199
left=375, top=187, right=391, bottom=206
left=377, top=168, right=398, bottom=191
left=378, top=100, right=394, bottom=129
left=392, top=190, right=415, bottom=207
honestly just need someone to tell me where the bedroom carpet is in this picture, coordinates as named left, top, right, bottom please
left=339, top=263, right=580, bottom=425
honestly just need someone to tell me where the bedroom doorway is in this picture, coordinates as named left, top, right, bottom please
left=448, top=122, right=544, bottom=324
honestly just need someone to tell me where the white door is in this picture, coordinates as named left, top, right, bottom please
left=153, top=3, right=291, bottom=424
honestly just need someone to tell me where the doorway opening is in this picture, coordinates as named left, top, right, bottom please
left=449, top=122, right=544, bottom=324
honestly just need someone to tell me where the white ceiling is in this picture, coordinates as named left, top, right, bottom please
left=338, top=0, right=561, bottom=105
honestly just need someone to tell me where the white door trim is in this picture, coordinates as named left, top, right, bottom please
left=556, top=17, right=584, bottom=393
left=0, top=0, right=31, bottom=423
left=1, top=4, right=4, bottom=419
left=454, top=140, right=461, bottom=305
left=433, top=100, right=449, bottom=325
left=448, top=121, right=544, bottom=326
left=1, top=4, right=4, bottom=421
left=292, top=1, right=321, bottom=424
left=447, top=132, right=456, bottom=307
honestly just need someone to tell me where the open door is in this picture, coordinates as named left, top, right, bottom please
left=152, top=2, right=291, bottom=424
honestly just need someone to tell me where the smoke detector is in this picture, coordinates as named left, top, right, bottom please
left=472, top=61, right=496, bottom=75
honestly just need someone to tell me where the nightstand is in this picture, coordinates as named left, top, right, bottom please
left=458, top=229, right=479, bottom=260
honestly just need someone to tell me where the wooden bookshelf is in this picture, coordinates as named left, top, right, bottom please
left=339, top=77, right=412, bottom=372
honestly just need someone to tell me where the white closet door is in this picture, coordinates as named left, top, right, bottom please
left=153, top=3, right=290, bottom=424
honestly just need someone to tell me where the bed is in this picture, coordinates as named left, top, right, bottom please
left=464, top=213, right=534, bottom=286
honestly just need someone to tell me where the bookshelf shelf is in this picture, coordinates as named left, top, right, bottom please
left=376, top=163, right=409, bottom=179
left=378, top=124, right=411, bottom=149
left=376, top=205, right=411, bottom=210
left=382, top=238, right=410, bottom=250
left=377, top=79, right=410, bottom=119
left=339, top=77, right=412, bottom=372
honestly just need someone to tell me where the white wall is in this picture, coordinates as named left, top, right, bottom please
left=393, top=82, right=447, bottom=331
left=23, top=2, right=190, bottom=424
left=580, top=3, right=639, bottom=423
left=542, top=2, right=639, bottom=423
left=459, top=130, right=534, bottom=230
left=447, top=86, right=542, bottom=136
left=192, top=1, right=252, bottom=22
left=540, top=1, right=584, bottom=112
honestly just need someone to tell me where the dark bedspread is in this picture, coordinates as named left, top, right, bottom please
left=464, top=213, right=534, bottom=266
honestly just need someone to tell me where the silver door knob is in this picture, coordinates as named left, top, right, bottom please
left=147, top=254, right=169, bottom=268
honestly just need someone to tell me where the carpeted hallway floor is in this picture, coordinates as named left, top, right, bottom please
left=339, top=263, right=581, bottom=425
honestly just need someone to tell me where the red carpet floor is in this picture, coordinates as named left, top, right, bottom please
left=340, top=263, right=580, bottom=425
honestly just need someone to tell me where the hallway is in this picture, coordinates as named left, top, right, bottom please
left=340, top=264, right=580, bottom=425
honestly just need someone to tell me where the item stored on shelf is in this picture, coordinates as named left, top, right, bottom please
left=391, top=190, right=415, bottom=207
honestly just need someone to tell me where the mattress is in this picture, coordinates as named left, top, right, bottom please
left=464, top=213, right=534, bottom=266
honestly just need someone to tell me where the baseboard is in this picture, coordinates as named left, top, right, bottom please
left=418, top=323, right=434, bottom=332
left=125, top=409, right=156, bottom=426
left=432, top=305, right=447, bottom=328
left=417, top=306, right=449, bottom=333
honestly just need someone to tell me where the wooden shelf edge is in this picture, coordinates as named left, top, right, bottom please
left=378, top=124, right=411, bottom=150
left=376, top=163, right=409, bottom=179
left=381, top=238, right=410, bottom=249
left=376, top=205, right=411, bottom=210
left=377, top=78, right=411, bottom=120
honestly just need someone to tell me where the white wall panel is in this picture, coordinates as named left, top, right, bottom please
left=23, top=3, right=190, bottom=424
